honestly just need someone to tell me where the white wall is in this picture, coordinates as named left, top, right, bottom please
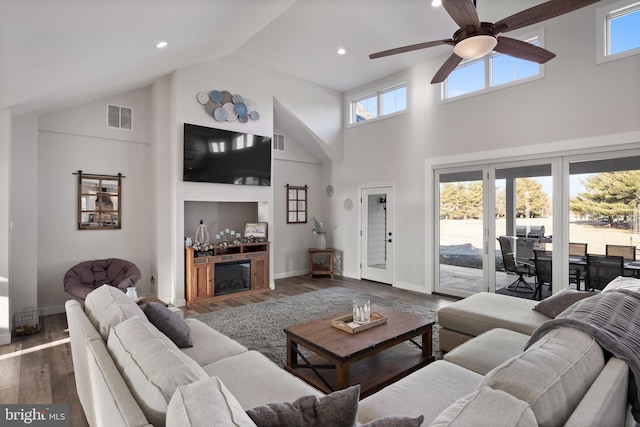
left=272, top=128, right=330, bottom=278
left=338, top=3, right=640, bottom=293
left=10, top=113, right=38, bottom=320
left=0, top=109, right=11, bottom=344
left=167, top=55, right=342, bottom=302
left=36, top=87, right=153, bottom=314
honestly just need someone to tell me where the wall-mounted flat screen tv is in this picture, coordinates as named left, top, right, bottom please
left=183, top=123, right=271, bottom=186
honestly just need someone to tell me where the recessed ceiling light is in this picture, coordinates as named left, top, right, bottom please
left=156, top=41, right=168, bottom=49
left=431, top=0, right=442, bottom=6
left=337, top=47, right=346, bottom=55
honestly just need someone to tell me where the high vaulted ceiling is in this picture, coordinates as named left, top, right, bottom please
left=1, top=0, right=548, bottom=115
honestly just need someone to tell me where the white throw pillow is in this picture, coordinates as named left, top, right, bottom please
left=481, top=327, right=604, bottom=427
left=107, top=316, right=208, bottom=427
left=84, top=284, right=146, bottom=340
left=167, top=377, right=257, bottom=427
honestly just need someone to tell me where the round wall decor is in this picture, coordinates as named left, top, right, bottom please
left=326, top=185, right=335, bottom=197
left=197, top=90, right=259, bottom=123
left=344, top=198, right=353, bottom=211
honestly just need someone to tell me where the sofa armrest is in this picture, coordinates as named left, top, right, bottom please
left=564, top=357, right=629, bottom=427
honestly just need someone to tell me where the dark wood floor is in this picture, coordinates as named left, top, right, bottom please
left=0, top=275, right=456, bottom=426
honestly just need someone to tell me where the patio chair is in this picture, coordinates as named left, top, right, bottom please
left=585, top=254, right=623, bottom=291
left=533, top=250, right=552, bottom=300
left=569, top=242, right=588, bottom=289
left=498, top=236, right=535, bottom=292
left=605, top=244, right=636, bottom=261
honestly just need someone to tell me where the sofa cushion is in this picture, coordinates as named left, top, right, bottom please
left=166, top=377, right=257, bottom=427
left=438, top=292, right=550, bottom=338
left=86, top=339, right=151, bottom=427
left=180, top=318, right=248, bottom=366
left=429, top=386, right=537, bottom=427
left=107, top=316, right=208, bottom=426
left=357, top=361, right=483, bottom=425
left=143, top=302, right=193, bottom=348
left=203, top=351, right=322, bottom=410
left=481, top=326, right=604, bottom=427
left=84, top=284, right=147, bottom=340
left=246, top=384, right=360, bottom=427
left=532, top=289, right=595, bottom=318
left=444, top=328, right=529, bottom=375
left=564, top=357, right=629, bottom=427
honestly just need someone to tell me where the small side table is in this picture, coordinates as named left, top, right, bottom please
left=308, top=248, right=335, bottom=279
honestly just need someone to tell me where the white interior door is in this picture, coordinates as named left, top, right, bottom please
left=361, top=187, right=393, bottom=284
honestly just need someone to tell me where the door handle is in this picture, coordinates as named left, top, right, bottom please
left=388, top=239, right=392, bottom=243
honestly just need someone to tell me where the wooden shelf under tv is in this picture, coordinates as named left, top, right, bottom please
left=185, top=242, right=270, bottom=306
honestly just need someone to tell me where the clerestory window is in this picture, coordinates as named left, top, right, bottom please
left=597, top=0, right=640, bottom=63
left=443, top=32, right=544, bottom=100
left=349, top=83, right=407, bottom=125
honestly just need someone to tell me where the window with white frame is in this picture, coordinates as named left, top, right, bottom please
left=609, top=2, right=640, bottom=54
left=350, top=84, right=407, bottom=124
left=443, top=33, right=543, bottom=100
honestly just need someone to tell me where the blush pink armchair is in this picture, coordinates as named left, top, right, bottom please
left=64, top=258, right=142, bottom=300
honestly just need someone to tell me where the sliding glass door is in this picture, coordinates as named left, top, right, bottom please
left=494, top=164, right=553, bottom=296
left=435, top=161, right=555, bottom=297
left=436, top=168, right=487, bottom=296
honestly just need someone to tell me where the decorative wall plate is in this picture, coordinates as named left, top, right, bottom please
left=197, top=92, right=210, bottom=105
left=326, top=185, right=335, bottom=197
left=213, top=107, right=227, bottom=122
left=344, top=198, right=354, bottom=211
left=209, top=90, right=222, bottom=103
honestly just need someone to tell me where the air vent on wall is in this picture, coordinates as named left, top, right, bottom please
left=107, top=104, right=133, bottom=130
left=273, top=133, right=285, bottom=151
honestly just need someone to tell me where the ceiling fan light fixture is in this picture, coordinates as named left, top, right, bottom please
left=453, top=35, right=497, bottom=60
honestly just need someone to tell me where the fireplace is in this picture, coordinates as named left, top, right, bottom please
left=214, top=260, right=251, bottom=296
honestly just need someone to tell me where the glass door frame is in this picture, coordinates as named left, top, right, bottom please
left=434, top=165, right=492, bottom=298
left=433, top=158, right=563, bottom=297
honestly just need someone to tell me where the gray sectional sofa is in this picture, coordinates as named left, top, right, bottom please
left=66, top=279, right=640, bottom=426
left=66, top=285, right=322, bottom=426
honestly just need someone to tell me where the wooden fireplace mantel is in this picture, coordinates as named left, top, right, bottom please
left=184, top=242, right=270, bottom=306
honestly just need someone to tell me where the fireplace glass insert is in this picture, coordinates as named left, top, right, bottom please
left=215, top=260, right=251, bottom=296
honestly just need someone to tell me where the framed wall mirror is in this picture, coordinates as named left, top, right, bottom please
left=286, top=185, right=307, bottom=224
left=77, top=172, right=122, bottom=229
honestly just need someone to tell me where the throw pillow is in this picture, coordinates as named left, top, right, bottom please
left=532, top=289, right=595, bottom=318
left=143, top=302, right=193, bottom=348
left=167, top=377, right=257, bottom=427
left=246, top=385, right=360, bottom=427
left=361, top=415, right=425, bottom=426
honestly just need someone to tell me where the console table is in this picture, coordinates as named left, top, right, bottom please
left=308, top=248, right=335, bottom=279
left=185, top=242, right=270, bottom=306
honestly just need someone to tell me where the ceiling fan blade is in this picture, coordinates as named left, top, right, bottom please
left=494, top=36, right=556, bottom=63
left=369, top=39, right=454, bottom=59
left=431, top=53, right=463, bottom=84
left=442, top=0, right=481, bottom=29
left=495, top=0, right=601, bottom=33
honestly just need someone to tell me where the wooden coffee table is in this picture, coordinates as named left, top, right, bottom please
left=284, top=304, right=434, bottom=398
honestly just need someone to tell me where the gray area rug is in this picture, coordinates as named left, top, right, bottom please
left=195, top=287, right=441, bottom=367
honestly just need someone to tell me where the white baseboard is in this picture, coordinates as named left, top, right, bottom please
left=273, top=269, right=308, bottom=280
left=393, top=280, right=430, bottom=294
left=0, top=332, right=10, bottom=345
left=41, top=305, right=65, bottom=316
